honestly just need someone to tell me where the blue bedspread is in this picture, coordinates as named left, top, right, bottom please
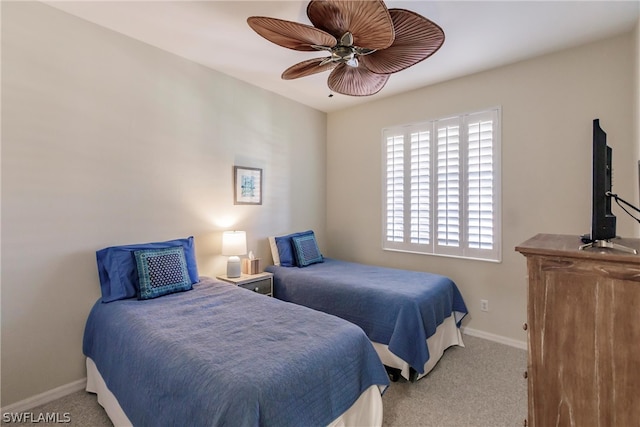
left=266, top=259, right=468, bottom=374
left=83, top=277, right=389, bottom=427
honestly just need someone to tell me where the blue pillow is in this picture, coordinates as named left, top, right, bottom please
left=134, top=247, right=192, bottom=300
left=274, top=230, right=314, bottom=267
left=96, top=236, right=199, bottom=303
left=292, top=233, right=324, bottom=267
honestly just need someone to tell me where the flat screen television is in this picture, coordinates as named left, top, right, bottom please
left=590, top=119, right=616, bottom=241
left=581, top=119, right=637, bottom=253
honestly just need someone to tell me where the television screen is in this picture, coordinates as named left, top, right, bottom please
left=590, top=119, right=616, bottom=242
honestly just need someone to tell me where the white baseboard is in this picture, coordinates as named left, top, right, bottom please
left=462, top=327, right=527, bottom=350
left=1, top=378, right=86, bottom=413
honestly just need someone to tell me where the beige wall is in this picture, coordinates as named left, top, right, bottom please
left=1, top=2, right=326, bottom=406
left=326, top=32, right=636, bottom=344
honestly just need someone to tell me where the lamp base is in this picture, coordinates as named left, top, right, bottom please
left=227, top=256, right=241, bottom=278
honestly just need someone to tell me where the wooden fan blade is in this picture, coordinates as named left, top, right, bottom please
left=307, top=0, right=394, bottom=50
left=327, top=64, right=389, bottom=96
left=282, top=58, right=338, bottom=80
left=247, top=16, right=336, bottom=51
left=360, top=9, right=445, bottom=74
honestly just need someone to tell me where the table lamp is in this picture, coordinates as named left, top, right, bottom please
left=222, top=231, right=247, bottom=278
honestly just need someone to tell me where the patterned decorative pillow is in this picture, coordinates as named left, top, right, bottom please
left=274, top=230, right=314, bottom=267
left=134, top=247, right=192, bottom=300
left=291, top=233, right=324, bottom=267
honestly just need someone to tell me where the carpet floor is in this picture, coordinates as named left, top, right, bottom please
left=2, top=335, right=527, bottom=426
left=383, top=335, right=527, bottom=426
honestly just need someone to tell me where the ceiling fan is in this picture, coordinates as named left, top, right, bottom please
left=247, top=0, right=445, bottom=97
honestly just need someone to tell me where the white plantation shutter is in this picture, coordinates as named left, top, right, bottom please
left=385, top=134, right=404, bottom=243
left=467, top=111, right=496, bottom=251
left=410, top=130, right=430, bottom=245
left=382, top=108, right=501, bottom=262
left=436, top=119, right=461, bottom=251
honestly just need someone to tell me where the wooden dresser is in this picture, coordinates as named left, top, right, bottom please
left=516, top=234, right=640, bottom=427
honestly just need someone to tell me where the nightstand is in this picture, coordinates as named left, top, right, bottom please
left=216, top=272, right=273, bottom=297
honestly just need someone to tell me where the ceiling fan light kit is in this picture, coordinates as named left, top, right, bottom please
left=247, top=0, right=444, bottom=97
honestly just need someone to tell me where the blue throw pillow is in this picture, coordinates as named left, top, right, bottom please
left=274, top=230, right=314, bottom=267
left=292, top=233, right=324, bottom=267
left=96, top=236, right=199, bottom=303
left=134, top=247, right=192, bottom=300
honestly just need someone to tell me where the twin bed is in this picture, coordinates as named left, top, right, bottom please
left=85, top=233, right=468, bottom=425
left=86, top=236, right=389, bottom=426
left=268, top=231, right=468, bottom=381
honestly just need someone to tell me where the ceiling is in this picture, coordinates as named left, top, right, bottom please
left=45, top=1, right=639, bottom=113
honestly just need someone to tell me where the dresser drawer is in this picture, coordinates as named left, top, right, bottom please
left=238, top=278, right=272, bottom=296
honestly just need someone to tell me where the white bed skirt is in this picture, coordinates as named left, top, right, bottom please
left=85, top=358, right=383, bottom=427
left=372, top=314, right=464, bottom=381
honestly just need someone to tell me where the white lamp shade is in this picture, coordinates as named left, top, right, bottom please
left=222, top=231, right=247, bottom=256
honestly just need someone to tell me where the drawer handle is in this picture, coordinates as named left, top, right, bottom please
left=522, top=323, right=528, bottom=331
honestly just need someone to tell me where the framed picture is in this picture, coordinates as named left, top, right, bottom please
left=234, top=166, right=262, bottom=205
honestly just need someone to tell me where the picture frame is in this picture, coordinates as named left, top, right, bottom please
left=233, top=166, right=262, bottom=205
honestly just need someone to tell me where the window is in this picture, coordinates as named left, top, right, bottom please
left=382, top=108, right=501, bottom=262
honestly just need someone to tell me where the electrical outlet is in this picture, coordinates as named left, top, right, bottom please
left=480, top=299, right=489, bottom=312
